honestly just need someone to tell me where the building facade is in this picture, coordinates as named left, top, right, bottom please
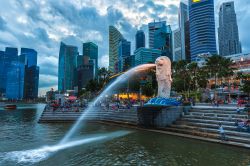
left=21, top=48, right=37, bottom=67
left=189, top=0, right=217, bottom=61
left=24, top=66, right=39, bottom=99
left=82, top=42, right=98, bottom=77
left=58, top=42, right=78, bottom=92
left=135, top=30, right=145, bottom=50
left=0, top=51, right=5, bottom=95
left=77, top=64, right=94, bottom=91
left=109, top=26, right=123, bottom=73
left=118, top=39, right=131, bottom=72
left=134, top=48, right=162, bottom=66
left=172, top=28, right=182, bottom=61
left=218, top=1, right=242, bottom=56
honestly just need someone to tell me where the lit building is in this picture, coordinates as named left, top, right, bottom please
left=58, top=42, right=78, bottom=92
left=134, top=48, right=162, bottom=66
left=109, top=26, right=123, bottom=73
left=83, top=42, right=98, bottom=77
left=189, top=0, right=217, bottom=61
left=118, top=39, right=131, bottom=72
left=172, top=28, right=182, bottom=61
left=135, top=30, right=145, bottom=50
left=218, top=1, right=242, bottom=56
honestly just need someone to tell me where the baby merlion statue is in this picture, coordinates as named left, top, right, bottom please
left=155, top=56, right=172, bottom=98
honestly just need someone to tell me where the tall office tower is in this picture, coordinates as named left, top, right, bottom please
left=148, top=21, right=173, bottom=60
left=1, top=47, right=18, bottom=95
left=134, top=48, right=162, bottom=66
left=109, top=26, right=123, bottom=73
left=218, top=1, right=241, bottom=56
left=58, top=42, right=78, bottom=92
left=179, top=2, right=190, bottom=60
left=189, top=0, right=217, bottom=61
left=6, top=61, right=25, bottom=100
left=82, top=42, right=98, bottom=77
left=118, top=39, right=131, bottom=72
left=21, top=48, right=37, bottom=67
left=0, top=51, right=5, bottom=94
left=135, top=30, right=145, bottom=50
left=172, top=28, right=182, bottom=61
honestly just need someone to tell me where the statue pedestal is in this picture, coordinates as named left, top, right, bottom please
left=137, top=105, right=183, bottom=128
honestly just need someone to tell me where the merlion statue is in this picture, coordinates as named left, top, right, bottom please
left=155, top=56, right=172, bottom=98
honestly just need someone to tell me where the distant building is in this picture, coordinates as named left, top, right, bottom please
left=24, top=66, right=39, bottom=99
left=218, top=1, right=242, bottom=56
left=6, top=61, right=25, bottom=100
left=21, top=48, right=37, bottom=67
left=82, top=42, right=98, bottom=77
left=118, top=39, right=131, bottom=72
left=0, top=51, right=5, bottom=94
left=148, top=21, right=173, bottom=60
left=134, top=48, right=162, bottom=66
left=172, top=28, right=182, bottom=61
left=77, top=64, right=95, bottom=91
left=135, top=30, right=145, bottom=50
left=77, top=55, right=83, bottom=67
left=109, top=26, right=123, bottom=73
left=189, top=0, right=217, bottom=61
left=179, top=2, right=190, bottom=61
left=58, top=42, right=78, bottom=92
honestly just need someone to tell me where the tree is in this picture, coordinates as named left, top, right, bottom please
left=142, top=82, right=154, bottom=97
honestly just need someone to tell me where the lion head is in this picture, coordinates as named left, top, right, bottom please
left=155, top=56, right=172, bottom=82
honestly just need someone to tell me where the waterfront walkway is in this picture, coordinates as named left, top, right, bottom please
left=39, top=105, right=250, bottom=149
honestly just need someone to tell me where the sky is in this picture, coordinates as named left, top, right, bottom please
left=0, top=0, right=249, bottom=96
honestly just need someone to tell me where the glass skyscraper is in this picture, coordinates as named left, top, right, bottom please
left=109, top=26, right=123, bottom=73
left=118, top=38, right=131, bottom=72
left=21, top=48, right=37, bottom=67
left=58, top=42, right=78, bottom=92
left=218, top=1, right=242, bottom=56
left=82, top=42, right=98, bottom=77
left=24, top=66, right=39, bottom=99
left=0, top=51, right=5, bottom=94
left=134, top=48, right=162, bottom=66
left=135, top=30, right=145, bottom=50
left=189, top=0, right=217, bottom=61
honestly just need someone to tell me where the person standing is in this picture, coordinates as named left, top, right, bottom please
left=218, top=123, right=227, bottom=141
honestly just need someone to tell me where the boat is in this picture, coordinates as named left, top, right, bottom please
left=4, top=104, right=17, bottom=110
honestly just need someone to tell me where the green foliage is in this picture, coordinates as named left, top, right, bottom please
left=142, top=82, right=155, bottom=97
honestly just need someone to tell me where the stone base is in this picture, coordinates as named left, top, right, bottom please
left=137, top=105, right=182, bottom=128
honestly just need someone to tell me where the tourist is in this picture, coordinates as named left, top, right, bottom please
left=236, top=107, right=241, bottom=114
left=218, top=123, right=227, bottom=141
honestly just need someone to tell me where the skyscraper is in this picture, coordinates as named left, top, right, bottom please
left=0, top=51, right=5, bottom=94
left=134, top=48, right=162, bottom=66
left=109, top=26, right=123, bottom=73
left=83, top=42, right=98, bottom=77
left=218, top=1, right=242, bottom=56
left=179, top=2, right=190, bottom=60
left=23, top=65, right=39, bottom=99
left=21, top=48, right=37, bottom=67
left=118, top=38, right=131, bottom=72
left=189, top=0, right=217, bottom=61
left=58, top=42, right=78, bottom=92
left=148, top=21, right=173, bottom=60
left=172, top=28, right=182, bottom=61
left=135, top=30, right=145, bottom=50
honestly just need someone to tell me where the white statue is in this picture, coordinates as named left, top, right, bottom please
left=155, top=56, right=172, bottom=98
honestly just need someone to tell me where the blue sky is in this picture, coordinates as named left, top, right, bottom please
left=0, top=0, right=249, bottom=95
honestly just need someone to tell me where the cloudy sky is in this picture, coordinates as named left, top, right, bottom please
left=0, top=0, right=249, bottom=95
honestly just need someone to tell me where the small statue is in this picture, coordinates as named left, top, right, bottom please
left=155, top=56, right=172, bottom=98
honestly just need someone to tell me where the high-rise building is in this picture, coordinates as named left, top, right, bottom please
left=148, top=21, right=173, bottom=60
left=134, top=48, right=162, bottom=66
left=135, top=30, right=145, bottom=50
left=77, top=55, right=83, bottom=67
left=23, top=65, right=39, bottom=99
left=83, top=42, right=98, bottom=77
left=189, top=0, right=217, bottom=61
left=118, top=39, right=131, bottom=72
left=109, top=26, right=123, bottom=73
left=218, top=1, right=242, bottom=56
left=6, top=61, right=25, bottom=99
left=179, top=2, right=190, bottom=61
left=172, top=28, right=182, bottom=61
left=0, top=51, right=5, bottom=94
left=77, top=63, right=95, bottom=91
left=21, top=48, right=37, bottom=67
left=58, top=42, right=78, bottom=92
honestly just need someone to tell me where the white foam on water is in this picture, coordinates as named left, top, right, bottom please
left=0, top=130, right=131, bottom=164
